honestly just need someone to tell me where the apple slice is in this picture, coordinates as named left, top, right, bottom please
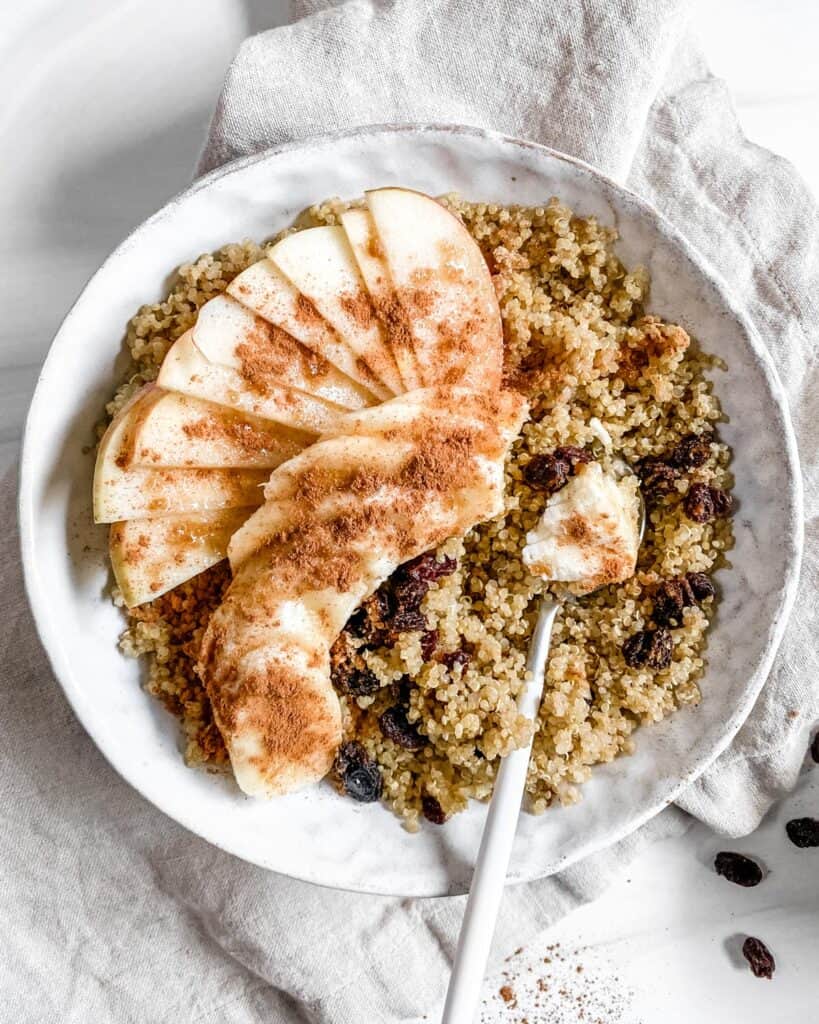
left=192, top=294, right=374, bottom=411
left=93, top=389, right=267, bottom=523
left=226, top=258, right=388, bottom=400
left=130, top=390, right=308, bottom=469
left=340, top=207, right=422, bottom=391
left=228, top=434, right=413, bottom=569
left=365, top=187, right=503, bottom=390
left=157, top=330, right=344, bottom=434
left=110, top=508, right=250, bottom=607
left=269, top=226, right=404, bottom=397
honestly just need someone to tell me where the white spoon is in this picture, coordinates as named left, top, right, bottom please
left=441, top=462, right=645, bottom=1024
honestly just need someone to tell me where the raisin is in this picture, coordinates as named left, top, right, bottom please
left=390, top=605, right=428, bottom=634
left=686, top=571, right=716, bottom=602
left=669, top=433, right=712, bottom=470
left=785, top=817, right=819, bottom=848
left=401, top=551, right=457, bottom=584
left=329, top=639, right=380, bottom=696
left=420, top=629, right=438, bottom=661
left=388, top=553, right=455, bottom=631
left=524, top=453, right=570, bottom=494
left=393, top=575, right=428, bottom=614
left=442, top=647, right=471, bottom=671
left=638, top=457, right=680, bottom=498
left=742, top=937, right=775, bottom=979
left=422, top=794, right=447, bottom=824
left=714, top=851, right=763, bottom=887
left=553, top=445, right=592, bottom=468
left=394, top=676, right=413, bottom=705
left=653, top=578, right=695, bottom=627
left=684, top=482, right=733, bottom=523
left=683, top=482, right=715, bottom=522
left=711, top=487, right=734, bottom=517
left=333, top=742, right=383, bottom=803
left=623, top=628, right=673, bottom=669
left=342, top=666, right=381, bottom=697
left=811, top=732, right=819, bottom=764
left=345, top=589, right=391, bottom=645
left=379, top=706, right=426, bottom=750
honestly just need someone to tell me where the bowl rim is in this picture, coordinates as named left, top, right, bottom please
left=17, top=122, right=804, bottom=895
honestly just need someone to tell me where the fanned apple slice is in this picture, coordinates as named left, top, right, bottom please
left=192, top=294, right=373, bottom=411
left=340, top=207, right=422, bottom=391
left=93, top=389, right=267, bottom=523
left=226, top=259, right=387, bottom=400
left=131, top=390, right=308, bottom=469
left=110, top=509, right=250, bottom=607
left=317, top=385, right=514, bottom=442
left=228, top=435, right=414, bottom=569
left=269, top=226, right=404, bottom=397
left=228, top=388, right=528, bottom=570
left=157, top=330, right=344, bottom=434
left=365, top=187, right=503, bottom=390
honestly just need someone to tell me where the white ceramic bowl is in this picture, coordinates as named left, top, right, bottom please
left=18, top=125, right=802, bottom=896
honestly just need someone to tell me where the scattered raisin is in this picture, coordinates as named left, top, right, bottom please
left=524, top=453, right=570, bottom=493
left=345, top=589, right=391, bottom=645
left=400, top=551, right=457, bottom=584
left=420, top=629, right=438, bottom=661
left=330, top=638, right=380, bottom=696
left=670, top=433, right=712, bottom=470
left=390, top=605, right=428, bottom=634
left=623, top=628, right=673, bottom=669
left=341, top=666, right=381, bottom=697
left=686, top=571, right=716, bottom=602
left=683, top=482, right=715, bottom=522
left=714, top=851, right=763, bottom=887
left=638, top=457, right=680, bottom=498
left=333, top=742, right=383, bottom=803
left=711, top=487, right=734, bottom=517
left=392, top=575, right=428, bottom=614
left=785, top=817, right=819, bottom=848
left=742, top=937, right=775, bottom=979
left=388, top=552, right=457, bottom=637
left=653, top=578, right=695, bottom=627
left=553, top=445, right=592, bottom=468
left=811, top=732, right=819, bottom=764
left=379, top=706, right=427, bottom=750
left=422, top=794, right=447, bottom=824
left=393, top=676, right=413, bottom=705
left=684, top=482, right=733, bottom=523
left=441, top=647, right=472, bottom=671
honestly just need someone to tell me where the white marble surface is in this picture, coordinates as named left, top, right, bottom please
left=3, top=0, right=818, bottom=1019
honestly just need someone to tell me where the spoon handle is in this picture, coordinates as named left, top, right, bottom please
left=441, top=599, right=560, bottom=1024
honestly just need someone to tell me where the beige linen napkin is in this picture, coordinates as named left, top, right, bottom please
left=3, top=2, right=817, bottom=1021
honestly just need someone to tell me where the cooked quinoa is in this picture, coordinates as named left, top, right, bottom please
left=115, top=196, right=733, bottom=830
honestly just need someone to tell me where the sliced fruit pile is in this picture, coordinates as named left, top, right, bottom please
left=94, top=187, right=504, bottom=607
left=199, top=387, right=528, bottom=796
